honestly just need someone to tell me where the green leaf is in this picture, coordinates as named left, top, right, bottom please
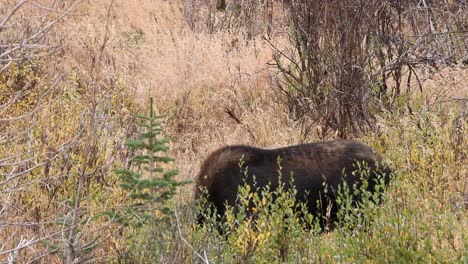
left=163, top=169, right=178, bottom=179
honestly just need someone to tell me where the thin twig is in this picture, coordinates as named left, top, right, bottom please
left=174, top=208, right=210, bottom=264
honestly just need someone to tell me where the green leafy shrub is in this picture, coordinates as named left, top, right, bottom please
left=192, top=158, right=389, bottom=263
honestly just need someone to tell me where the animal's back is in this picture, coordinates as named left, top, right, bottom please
left=194, top=140, right=391, bottom=225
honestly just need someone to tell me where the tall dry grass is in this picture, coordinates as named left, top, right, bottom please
left=61, top=0, right=306, bottom=183
left=5, top=0, right=467, bottom=193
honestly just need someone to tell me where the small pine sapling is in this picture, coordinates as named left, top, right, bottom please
left=113, top=98, right=190, bottom=227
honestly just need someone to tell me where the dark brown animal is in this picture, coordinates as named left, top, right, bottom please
left=194, top=140, right=392, bottom=228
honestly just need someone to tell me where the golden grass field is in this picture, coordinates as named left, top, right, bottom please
left=62, top=0, right=466, bottom=180
left=62, top=0, right=306, bottom=183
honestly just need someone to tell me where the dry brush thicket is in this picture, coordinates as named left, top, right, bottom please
left=1, top=0, right=467, bottom=263
left=271, top=0, right=468, bottom=136
left=1, top=0, right=138, bottom=262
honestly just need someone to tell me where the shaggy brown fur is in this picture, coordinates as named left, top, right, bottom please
left=194, top=140, right=392, bottom=227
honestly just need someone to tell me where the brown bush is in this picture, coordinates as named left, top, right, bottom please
left=271, top=0, right=467, bottom=137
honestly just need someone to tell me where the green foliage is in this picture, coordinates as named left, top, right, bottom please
left=106, top=98, right=193, bottom=263
left=112, top=98, right=190, bottom=228
left=192, top=158, right=391, bottom=262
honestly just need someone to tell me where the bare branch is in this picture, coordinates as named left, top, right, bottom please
left=0, top=0, right=30, bottom=29
left=174, top=208, right=210, bottom=264
left=0, top=0, right=83, bottom=72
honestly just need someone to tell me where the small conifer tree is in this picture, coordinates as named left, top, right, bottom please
left=113, top=98, right=189, bottom=227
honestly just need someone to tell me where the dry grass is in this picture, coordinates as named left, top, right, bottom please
left=53, top=0, right=468, bottom=183
left=60, top=0, right=292, bottom=182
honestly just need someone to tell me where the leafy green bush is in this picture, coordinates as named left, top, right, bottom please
left=191, top=157, right=393, bottom=263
